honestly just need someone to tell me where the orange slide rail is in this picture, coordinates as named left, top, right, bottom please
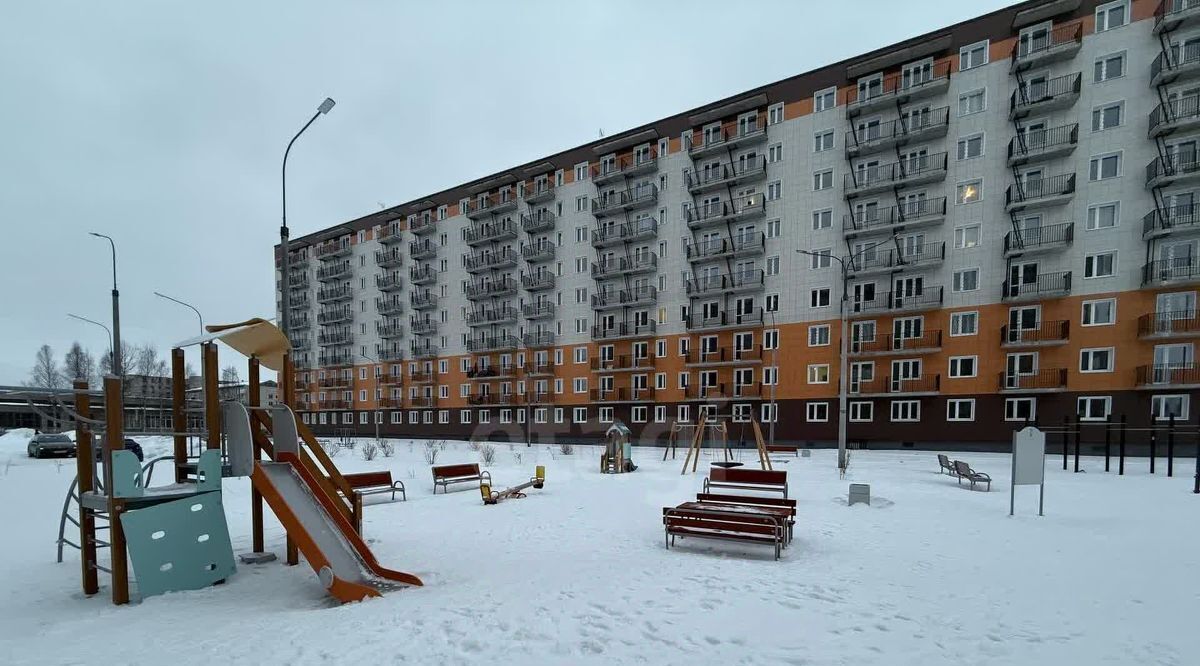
left=251, top=452, right=423, bottom=603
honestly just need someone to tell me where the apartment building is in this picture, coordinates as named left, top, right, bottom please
left=277, top=0, right=1200, bottom=447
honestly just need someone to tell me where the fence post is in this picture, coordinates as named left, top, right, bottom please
left=1168, top=414, right=1176, bottom=478
left=1119, top=415, right=1127, bottom=476
left=1073, top=415, right=1081, bottom=473
left=1062, top=415, right=1069, bottom=471
left=1151, top=427, right=1157, bottom=475
left=1104, top=416, right=1111, bottom=473
left=1193, top=431, right=1199, bottom=493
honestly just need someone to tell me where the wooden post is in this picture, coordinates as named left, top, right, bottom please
left=74, top=380, right=99, bottom=596
left=203, top=343, right=221, bottom=450
left=282, top=353, right=298, bottom=566
left=172, top=348, right=187, bottom=483
left=248, top=356, right=264, bottom=554
left=104, top=376, right=130, bottom=605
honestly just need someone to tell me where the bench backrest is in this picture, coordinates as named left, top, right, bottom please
left=953, top=460, right=973, bottom=476
left=432, top=463, right=481, bottom=479
left=709, top=467, right=787, bottom=486
left=343, top=471, right=393, bottom=488
left=938, top=454, right=950, bottom=466
left=696, top=493, right=797, bottom=510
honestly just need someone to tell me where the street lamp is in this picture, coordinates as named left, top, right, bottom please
left=154, top=291, right=204, bottom=334
left=67, top=314, right=112, bottom=359
left=280, top=97, right=336, bottom=345
left=89, top=232, right=121, bottom=376
left=359, top=352, right=382, bottom=447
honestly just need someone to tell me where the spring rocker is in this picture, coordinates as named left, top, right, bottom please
left=480, top=466, right=546, bottom=505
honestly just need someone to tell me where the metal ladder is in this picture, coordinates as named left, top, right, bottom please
left=56, top=475, right=110, bottom=571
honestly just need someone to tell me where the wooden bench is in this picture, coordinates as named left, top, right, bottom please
left=695, top=493, right=796, bottom=543
left=703, top=467, right=788, bottom=497
left=766, top=444, right=799, bottom=457
left=343, top=471, right=406, bottom=502
left=432, top=463, right=491, bottom=494
left=662, top=504, right=785, bottom=560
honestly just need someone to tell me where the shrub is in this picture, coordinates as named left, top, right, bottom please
left=559, top=442, right=574, bottom=455
left=468, top=439, right=482, bottom=452
left=479, top=443, right=497, bottom=464
left=422, top=441, right=440, bottom=465
left=379, top=440, right=395, bottom=457
left=512, top=452, right=523, bottom=466
left=322, top=440, right=340, bottom=458
left=361, top=441, right=378, bottom=461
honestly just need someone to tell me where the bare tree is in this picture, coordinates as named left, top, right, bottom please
left=221, top=365, right=240, bottom=385
left=63, top=342, right=94, bottom=385
left=97, top=341, right=133, bottom=377
left=133, top=344, right=165, bottom=376
left=28, top=345, right=63, bottom=388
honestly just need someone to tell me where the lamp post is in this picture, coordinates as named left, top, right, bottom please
left=280, top=97, right=336, bottom=345
left=67, top=314, right=113, bottom=359
left=359, top=352, right=382, bottom=447
left=89, top=232, right=121, bottom=376
left=153, top=291, right=205, bottom=334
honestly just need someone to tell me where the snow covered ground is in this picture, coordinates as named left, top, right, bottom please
left=0, top=428, right=1196, bottom=665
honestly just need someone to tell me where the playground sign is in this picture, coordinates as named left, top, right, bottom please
left=1010, top=426, right=1046, bottom=516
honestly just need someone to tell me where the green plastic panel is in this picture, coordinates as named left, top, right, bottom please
left=111, top=450, right=144, bottom=498
left=119, top=491, right=236, bottom=599
left=195, top=449, right=222, bottom=492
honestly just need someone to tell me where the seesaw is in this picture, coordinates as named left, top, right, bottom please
left=480, top=466, right=545, bottom=505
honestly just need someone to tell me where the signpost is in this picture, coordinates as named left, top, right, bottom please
left=1011, top=426, right=1046, bottom=517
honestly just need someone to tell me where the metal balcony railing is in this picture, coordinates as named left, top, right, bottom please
left=317, top=329, right=353, bottom=347
left=378, top=223, right=404, bottom=245
left=1138, top=310, right=1200, bottom=337
left=685, top=269, right=765, bottom=295
left=522, top=302, right=556, bottom=319
left=464, top=248, right=519, bottom=272
left=318, top=373, right=351, bottom=388
left=523, top=332, right=556, bottom=348
left=465, top=277, right=517, bottom=300
left=1152, top=42, right=1200, bottom=83
left=522, top=272, right=556, bottom=292
left=464, top=219, right=518, bottom=246
left=376, top=297, right=404, bottom=316
left=998, top=368, right=1068, bottom=391
left=591, top=184, right=658, bottom=216
left=1005, top=174, right=1075, bottom=208
left=687, top=116, right=767, bottom=155
left=686, top=232, right=766, bottom=261
left=849, top=330, right=942, bottom=355
left=845, top=61, right=952, bottom=109
left=1150, top=95, right=1200, bottom=136
left=315, top=239, right=352, bottom=260
left=317, top=306, right=352, bottom=325
left=1003, top=222, right=1074, bottom=254
left=844, top=152, right=948, bottom=193
left=591, top=253, right=658, bottom=278
left=684, top=308, right=765, bottom=330
left=684, top=346, right=764, bottom=364
left=316, top=262, right=352, bottom=282
left=464, top=307, right=518, bottom=326
left=846, top=107, right=950, bottom=152
left=1001, top=320, right=1070, bottom=346
left=521, top=241, right=556, bottom=262
left=409, top=265, right=437, bottom=284
left=1146, top=154, right=1200, bottom=186
left=685, top=194, right=766, bottom=229
left=1002, top=271, right=1072, bottom=299
left=409, top=239, right=437, bottom=260
left=318, top=350, right=353, bottom=367
left=465, top=191, right=519, bottom=220
left=1007, top=124, right=1079, bottom=163
left=1143, top=257, right=1200, bottom=284
left=290, top=313, right=312, bottom=330
left=591, top=217, right=659, bottom=246
left=375, top=273, right=403, bottom=291
left=848, top=243, right=945, bottom=273
left=852, top=287, right=944, bottom=314
left=591, top=321, right=658, bottom=339
left=592, top=354, right=655, bottom=371
left=375, top=346, right=405, bottom=362
left=375, top=321, right=404, bottom=338
left=409, top=214, right=436, bottom=235
left=410, top=292, right=438, bottom=309
left=1011, top=23, right=1082, bottom=65
left=409, top=317, right=437, bottom=335
left=842, top=197, right=947, bottom=234
left=1009, top=73, right=1081, bottom=115
left=684, top=156, right=767, bottom=192
left=465, top=335, right=520, bottom=353
left=1144, top=205, right=1200, bottom=238
left=523, top=181, right=556, bottom=203
left=592, top=149, right=659, bottom=182
left=375, top=248, right=404, bottom=268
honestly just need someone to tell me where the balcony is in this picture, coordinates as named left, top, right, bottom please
left=379, top=372, right=404, bottom=387
left=375, top=247, right=404, bottom=268
left=1154, top=43, right=1200, bottom=87
left=316, top=261, right=352, bottom=282
left=410, top=292, right=439, bottom=310
left=685, top=269, right=765, bottom=296
left=1003, top=222, right=1074, bottom=258
left=465, top=192, right=519, bottom=220
left=318, top=373, right=351, bottom=389
left=1010, top=23, right=1082, bottom=72
left=592, top=150, right=659, bottom=185
left=319, top=351, right=353, bottom=368
left=684, top=157, right=767, bottom=195
left=526, top=361, right=554, bottom=377
left=846, top=243, right=945, bottom=278
left=852, top=287, right=944, bottom=315
left=685, top=194, right=766, bottom=232
left=845, top=107, right=950, bottom=158
left=316, top=285, right=353, bottom=304
left=591, top=184, right=658, bottom=217
left=684, top=346, right=764, bottom=367
left=468, top=392, right=519, bottom=407
left=409, top=265, right=437, bottom=285
left=522, top=302, right=556, bottom=320
left=291, top=313, right=312, bottom=330
left=288, top=293, right=310, bottom=310
left=410, top=215, right=436, bottom=235
left=686, top=232, right=766, bottom=263
left=1009, top=73, right=1081, bottom=119
left=409, top=317, right=437, bottom=335
left=853, top=374, right=941, bottom=397
left=1001, top=271, right=1072, bottom=301
left=523, top=181, right=556, bottom=204
left=522, top=210, right=556, bottom=234
left=848, top=330, right=942, bottom=357
left=465, top=248, right=519, bottom=273
left=465, top=307, right=518, bottom=327
left=592, top=321, right=657, bottom=340
left=1001, top=321, right=1070, bottom=348
left=592, top=354, right=656, bottom=373
left=375, top=273, right=403, bottom=292
left=376, top=297, right=404, bottom=316
left=466, top=277, right=517, bottom=300
left=1146, top=154, right=1200, bottom=190
left=844, top=153, right=948, bottom=198
left=375, top=320, right=405, bottom=339
left=466, top=335, right=520, bottom=353
left=317, top=328, right=353, bottom=347
left=688, top=116, right=768, bottom=158
left=409, top=343, right=439, bottom=360
left=375, top=346, right=405, bottom=363
left=284, top=252, right=310, bottom=270
left=685, top=308, right=764, bottom=331
left=523, top=332, right=556, bottom=349
left=289, top=272, right=311, bottom=290
left=998, top=368, right=1068, bottom=393
left=846, top=62, right=951, bottom=117
left=591, top=217, right=659, bottom=247
left=289, top=335, right=311, bottom=350
left=318, top=399, right=351, bottom=411
left=1143, top=257, right=1200, bottom=286
left=466, top=364, right=518, bottom=380
left=1150, top=96, right=1200, bottom=139
left=410, top=395, right=439, bottom=408
left=315, top=239, right=352, bottom=261
left=521, top=241, right=556, bottom=263
left=591, top=253, right=658, bottom=279
left=590, top=387, right=658, bottom=403
left=521, top=271, right=555, bottom=291
left=1005, top=174, right=1075, bottom=213
left=843, top=197, right=946, bottom=238
left=1007, top=124, right=1079, bottom=167
left=378, top=223, right=404, bottom=245
left=591, top=285, right=657, bottom=311
left=377, top=396, right=404, bottom=408
left=1157, top=0, right=1200, bottom=33
left=1139, top=311, right=1200, bottom=340
left=464, top=219, right=518, bottom=246
left=409, top=239, right=437, bottom=260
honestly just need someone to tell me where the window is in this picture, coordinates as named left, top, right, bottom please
left=1152, top=394, right=1188, bottom=420
left=574, top=162, right=588, bottom=181
left=767, top=180, right=782, bottom=200
left=1089, top=153, right=1121, bottom=180
left=959, top=41, right=988, bottom=70
left=812, top=209, right=832, bottom=230
left=1087, top=202, right=1118, bottom=230
left=806, top=402, right=830, bottom=422
left=766, top=293, right=779, bottom=312
left=809, top=249, right=831, bottom=270
left=1080, top=348, right=1114, bottom=373
left=631, top=406, right=647, bottom=423
left=762, top=367, right=778, bottom=385
left=814, top=87, right=836, bottom=112
left=1092, top=103, right=1123, bottom=131
left=953, top=268, right=979, bottom=292
left=808, top=325, right=830, bottom=346
left=767, top=255, right=781, bottom=275
left=813, top=170, right=833, bottom=190
left=849, top=401, right=874, bottom=422
left=460, top=409, right=472, bottom=424
left=890, top=400, right=920, bottom=422
left=1082, top=299, right=1116, bottom=326
left=949, top=356, right=978, bottom=378
left=575, top=195, right=588, bottom=212
left=767, top=218, right=781, bottom=238
left=1078, top=396, right=1112, bottom=421
left=1095, top=1, right=1127, bottom=31
left=807, top=364, right=830, bottom=384
left=599, top=407, right=614, bottom=423
left=950, top=311, right=979, bottom=336
left=761, top=403, right=777, bottom=423
left=1084, top=251, right=1116, bottom=278
left=1094, top=53, right=1125, bottom=82
left=958, top=89, right=985, bottom=116
left=956, top=179, right=982, bottom=204
left=813, top=130, right=834, bottom=152
left=947, top=399, right=975, bottom=422
left=573, top=377, right=588, bottom=393
left=954, top=225, right=981, bottom=249
left=956, top=134, right=984, bottom=160
left=764, top=329, right=779, bottom=350
left=769, top=143, right=784, bottom=163
left=1005, top=397, right=1036, bottom=422
left=768, top=102, right=785, bottom=125
left=810, top=288, right=831, bottom=308
left=573, top=407, right=587, bottom=423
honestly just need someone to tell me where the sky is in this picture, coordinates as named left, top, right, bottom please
left=0, top=0, right=1023, bottom=385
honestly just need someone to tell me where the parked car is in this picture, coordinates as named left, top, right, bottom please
left=27, top=433, right=76, bottom=458
left=96, top=436, right=145, bottom=463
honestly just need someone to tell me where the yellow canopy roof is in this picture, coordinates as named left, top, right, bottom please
left=173, top=318, right=290, bottom=371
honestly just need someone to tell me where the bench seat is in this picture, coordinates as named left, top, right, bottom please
left=432, top=463, right=491, bottom=494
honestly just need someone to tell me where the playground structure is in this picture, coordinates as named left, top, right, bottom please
left=1039, top=414, right=1200, bottom=492
left=39, top=318, right=421, bottom=605
left=601, top=420, right=635, bottom=473
left=677, top=414, right=773, bottom=474
left=480, top=466, right=546, bottom=505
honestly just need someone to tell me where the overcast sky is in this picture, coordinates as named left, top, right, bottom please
left=0, top=0, right=1022, bottom=384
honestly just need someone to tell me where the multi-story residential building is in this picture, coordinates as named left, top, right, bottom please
left=278, top=0, right=1200, bottom=447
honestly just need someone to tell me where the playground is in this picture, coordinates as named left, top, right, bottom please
left=1, top=424, right=1197, bottom=664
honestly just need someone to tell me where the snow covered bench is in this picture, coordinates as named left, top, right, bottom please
left=766, top=444, right=799, bottom=456
left=662, top=504, right=786, bottom=560
left=343, top=471, right=406, bottom=502
left=432, top=463, right=491, bottom=494
left=695, top=493, right=796, bottom=543
left=937, top=454, right=957, bottom=476
left=702, top=467, right=788, bottom=497
left=953, top=460, right=991, bottom=492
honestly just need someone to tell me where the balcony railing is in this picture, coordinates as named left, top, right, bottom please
left=590, top=387, right=658, bottom=403
left=1150, top=95, right=1200, bottom=137
left=521, top=210, right=557, bottom=233
left=685, top=194, right=766, bottom=230
left=1155, top=0, right=1200, bottom=34
left=1009, top=73, right=1081, bottom=117
left=410, top=292, right=438, bottom=309
left=409, top=317, right=437, bottom=335
left=684, top=346, right=764, bottom=365
left=1003, top=222, right=1074, bottom=255
left=464, top=248, right=519, bottom=273
left=464, top=219, right=518, bottom=246
left=317, top=329, right=353, bottom=347
left=523, top=332, right=556, bottom=348
left=522, top=302, right=556, bottom=319
left=592, top=149, right=659, bottom=183
left=1005, top=174, right=1075, bottom=210
left=845, top=107, right=951, bottom=155
left=852, top=287, right=944, bottom=314
left=291, top=313, right=312, bottom=330
left=1007, top=124, right=1079, bottom=166
left=685, top=269, right=765, bottom=295
left=288, top=294, right=310, bottom=310
left=289, top=335, right=311, bottom=350
left=521, top=271, right=556, bottom=291
left=686, top=232, right=766, bottom=262
left=465, top=192, right=519, bottom=220
left=375, top=273, right=403, bottom=292
left=409, top=344, right=439, bottom=359
left=409, top=239, right=437, bottom=260
left=375, top=247, right=404, bottom=268
left=315, top=239, right=352, bottom=260
left=591, top=184, right=658, bottom=216
left=378, top=223, right=404, bottom=245
left=465, top=277, right=517, bottom=300
left=844, top=152, right=948, bottom=195
left=687, top=116, right=768, bottom=156
left=1151, top=43, right=1200, bottom=86
left=464, top=307, right=518, bottom=326
left=521, top=241, right=556, bottom=262
left=848, top=242, right=945, bottom=275
left=1146, top=154, right=1200, bottom=188
left=318, top=373, right=351, bottom=388
left=466, top=335, right=520, bottom=353
left=289, top=272, right=311, bottom=290
left=591, top=217, right=659, bottom=247
left=849, top=330, right=942, bottom=356
left=845, top=61, right=952, bottom=114
left=317, top=306, right=352, bottom=325
left=1001, top=320, right=1070, bottom=346
left=466, top=364, right=517, bottom=379
left=1138, top=310, right=1200, bottom=338
left=592, top=321, right=658, bottom=340
left=684, top=156, right=767, bottom=193
left=1002, top=271, right=1072, bottom=300
left=409, top=265, right=437, bottom=285
left=375, top=346, right=405, bottom=363
left=318, top=399, right=351, bottom=411
left=410, top=215, right=436, bottom=235
left=410, top=395, right=439, bottom=408
left=843, top=197, right=947, bottom=236
left=316, top=262, right=352, bottom=282
left=854, top=374, right=941, bottom=396
left=1143, top=257, right=1200, bottom=285
left=375, top=321, right=405, bottom=338
left=998, top=368, right=1068, bottom=392
left=1146, top=205, right=1200, bottom=241
left=592, top=354, right=656, bottom=372
left=591, top=253, right=658, bottom=279
left=526, top=361, right=553, bottom=376
left=1010, top=23, right=1083, bottom=70
left=523, top=181, right=556, bottom=204
left=376, top=297, right=404, bottom=316
left=318, top=350, right=353, bottom=367
left=591, top=286, right=658, bottom=310
left=685, top=308, right=765, bottom=330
